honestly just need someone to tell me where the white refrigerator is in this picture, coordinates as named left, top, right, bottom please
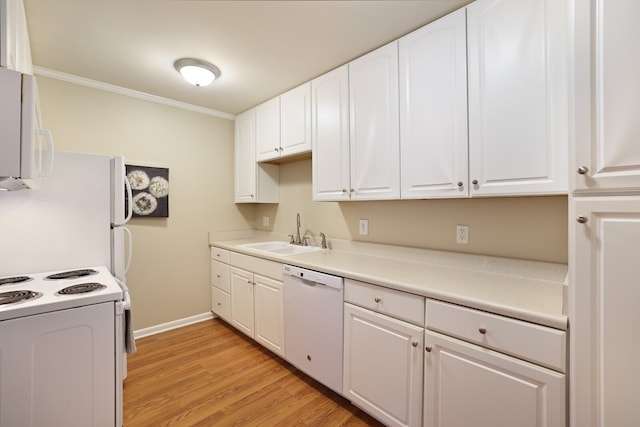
left=0, top=150, right=132, bottom=279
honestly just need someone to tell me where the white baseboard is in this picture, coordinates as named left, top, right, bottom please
left=134, top=312, right=215, bottom=339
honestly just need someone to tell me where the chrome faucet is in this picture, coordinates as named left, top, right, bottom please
left=294, top=213, right=302, bottom=245
left=320, top=232, right=327, bottom=249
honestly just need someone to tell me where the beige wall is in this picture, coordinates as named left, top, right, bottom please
left=37, top=76, right=568, bottom=331
left=256, top=159, right=568, bottom=264
left=37, top=76, right=253, bottom=330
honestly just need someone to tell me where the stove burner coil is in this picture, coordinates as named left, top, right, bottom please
left=46, top=269, right=98, bottom=280
left=57, top=283, right=106, bottom=295
left=0, top=290, right=42, bottom=305
left=0, top=276, right=32, bottom=286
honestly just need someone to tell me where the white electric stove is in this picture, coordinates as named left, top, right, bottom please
left=0, top=265, right=126, bottom=427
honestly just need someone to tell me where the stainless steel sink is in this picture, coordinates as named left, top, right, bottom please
left=238, top=241, right=325, bottom=255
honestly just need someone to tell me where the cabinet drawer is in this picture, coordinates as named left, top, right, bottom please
left=425, top=299, right=566, bottom=372
left=211, top=247, right=230, bottom=264
left=211, top=260, right=231, bottom=293
left=211, top=287, right=230, bottom=322
left=345, top=279, right=425, bottom=326
left=229, top=251, right=283, bottom=281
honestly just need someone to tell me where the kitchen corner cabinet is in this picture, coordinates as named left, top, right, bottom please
left=256, top=83, right=312, bottom=163
left=255, top=97, right=281, bottom=162
left=399, top=8, right=469, bottom=199
left=424, top=299, right=566, bottom=427
left=466, top=0, right=569, bottom=197
left=343, top=280, right=424, bottom=427
left=228, top=253, right=284, bottom=357
left=573, top=0, right=640, bottom=194
left=312, top=65, right=351, bottom=201
left=0, top=0, right=33, bottom=74
left=570, top=196, right=640, bottom=427
left=349, top=42, right=400, bottom=200
left=234, top=108, right=279, bottom=203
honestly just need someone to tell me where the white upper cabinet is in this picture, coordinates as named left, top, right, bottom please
left=312, top=65, right=351, bottom=201
left=255, top=83, right=312, bottom=163
left=0, top=0, right=33, bottom=74
left=234, top=108, right=279, bottom=203
left=399, top=8, right=468, bottom=199
left=255, top=97, right=281, bottom=162
left=467, top=0, right=569, bottom=196
left=349, top=41, right=401, bottom=200
left=573, top=0, right=640, bottom=193
left=280, top=82, right=312, bottom=158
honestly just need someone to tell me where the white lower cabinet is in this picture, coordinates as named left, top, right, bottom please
left=424, top=330, right=565, bottom=427
left=343, top=302, right=424, bottom=427
left=229, top=265, right=284, bottom=357
left=424, top=299, right=566, bottom=427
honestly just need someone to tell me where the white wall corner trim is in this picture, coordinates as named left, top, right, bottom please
left=33, top=66, right=236, bottom=121
left=134, top=312, right=215, bottom=339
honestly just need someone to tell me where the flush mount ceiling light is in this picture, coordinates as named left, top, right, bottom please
left=174, top=58, right=220, bottom=87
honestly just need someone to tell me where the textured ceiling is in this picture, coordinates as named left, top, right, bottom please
left=24, top=0, right=472, bottom=116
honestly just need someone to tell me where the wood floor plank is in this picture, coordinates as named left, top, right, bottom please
left=124, top=319, right=384, bottom=426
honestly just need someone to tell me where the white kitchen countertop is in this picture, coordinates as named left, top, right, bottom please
left=209, top=231, right=568, bottom=330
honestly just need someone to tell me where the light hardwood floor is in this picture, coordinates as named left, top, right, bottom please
left=124, top=319, right=384, bottom=426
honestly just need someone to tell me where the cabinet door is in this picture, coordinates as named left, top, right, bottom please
left=234, top=109, right=257, bottom=203
left=312, top=65, right=351, bottom=201
left=229, top=267, right=254, bottom=338
left=253, top=274, right=285, bottom=357
left=343, top=303, right=423, bottom=427
left=424, top=330, right=565, bottom=427
left=349, top=42, right=400, bottom=200
left=280, top=82, right=311, bottom=158
left=255, top=97, right=281, bottom=162
left=570, top=196, right=640, bottom=427
left=573, top=0, right=640, bottom=193
left=467, top=0, right=569, bottom=196
left=399, top=9, right=468, bottom=199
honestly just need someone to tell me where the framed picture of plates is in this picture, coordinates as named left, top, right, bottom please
left=125, top=164, right=169, bottom=218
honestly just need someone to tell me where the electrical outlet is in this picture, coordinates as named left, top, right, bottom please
left=359, top=219, right=369, bottom=236
left=456, top=225, right=469, bottom=244
left=262, top=216, right=269, bottom=227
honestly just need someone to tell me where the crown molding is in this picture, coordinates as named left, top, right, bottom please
left=33, top=66, right=236, bottom=121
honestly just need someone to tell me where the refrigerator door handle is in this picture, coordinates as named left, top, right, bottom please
left=124, top=172, right=133, bottom=223
left=123, top=226, right=133, bottom=275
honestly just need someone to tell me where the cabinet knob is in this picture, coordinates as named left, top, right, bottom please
left=577, top=166, right=589, bottom=175
left=457, top=181, right=463, bottom=187
left=374, top=297, right=381, bottom=303
left=274, top=148, right=279, bottom=152
left=279, top=147, right=283, bottom=152
left=411, top=340, right=418, bottom=347
left=479, top=327, right=487, bottom=335
left=217, top=302, right=221, bottom=306
left=350, top=188, right=355, bottom=193
left=342, top=189, right=348, bottom=194
left=247, top=279, right=252, bottom=284
left=425, top=346, right=432, bottom=353
left=307, top=355, right=312, bottom=361
left=577, top=215, right=588, bottom=224
left=472, top=179, right=479, bottom=185
left=250, top=194, right=254, bottom=199
left=216, top=274, right=221, bottom=278
left=216, top=254, right=220, bottom=257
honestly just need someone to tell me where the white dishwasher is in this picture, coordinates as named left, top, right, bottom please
left=283, top=264, right=344, bottom=394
